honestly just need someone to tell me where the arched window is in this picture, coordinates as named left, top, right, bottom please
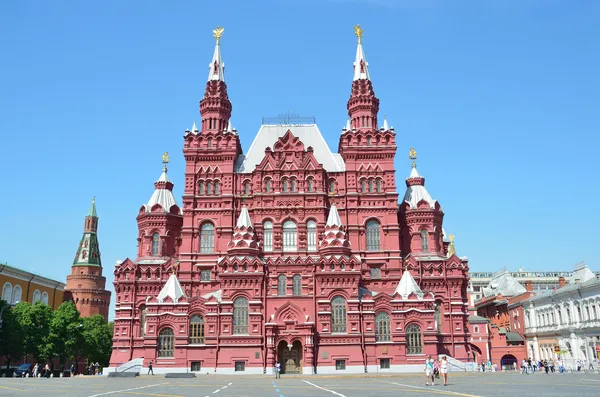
left=263, top=221, right=273, bottom=252
left=307, top=178, right=313, bottom=192
left=361, top=180, right=366, bottom=193
left=366, top=220, right=381, bottom=251
left=420, top=230, right=429, bottom=253
left=293, top=274, right=302, bottom=296
left=369, top=179, right=373, bottom=192
left=33, top=289, right=41, bottom=303
left=375, top=312, right=391, bottom=342
left=41, top=292, right=49, bottom=305
left=406, top=324, right=423, bottom=354
left=151, top=233, right=160, bottom=256
left=140, top=305, right=147, bottom=337
left=206, top=181, right=212, bottom=195
left=290, top=179, right=296, bottom=192
left=1, top=282, right=12, bottom=302
left=214, top=181, right=220, bottom=195
left=265, top=179, right=271, bottom=193
left=283, top=221, right=297, bottom=252
left=244, top=181, right=250, bottom=195
left=158, top=328, right=175, bottom=357
left=367, top=136, right=372, bottom=146
left=200, top=223, right=215, bottom=253
left=329, top=180, right=335, bottom=194
left=277, top=275, right=287, bottom=296
left=189, top=315, right=205, bottom=344
left=282, top=179, right=288, bottom=192
left=207, top=137, right=213, bottom=148
left=434, top=302, right=442, bottom=333
left=307, top=220, right=317, bottom=252
left=11, top=285, right=22, bottom=305
left=233, top=297, right=249, bottom=334
left=376, top=179, right=381, bottom=192
left=198, top=181, right=205, bottom=195
left=331, top=296, right=347, bottom=333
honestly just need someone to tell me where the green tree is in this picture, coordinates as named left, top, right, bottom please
left=81, top=315, right=113, bottom=366
left=0, top=300, right=23, bottom=369
left=13, top=301, right=53, bottom=363
left=49, top=301, right=82, bottom=369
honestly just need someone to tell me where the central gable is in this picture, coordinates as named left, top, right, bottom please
left=234, top=124, right=346, bottom=173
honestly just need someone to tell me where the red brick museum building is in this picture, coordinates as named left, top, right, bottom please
left=109, top=26, right=471, bottom=374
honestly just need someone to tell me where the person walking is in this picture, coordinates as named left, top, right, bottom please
left=425, top=355, right=435, bottom=386
left=33, top=363, right=39, bottom=378
left=147, top=361, right=154, bottom=375
left=440, top=355, right=449, bottom=386
left=275, top=361, right=281, bottom=379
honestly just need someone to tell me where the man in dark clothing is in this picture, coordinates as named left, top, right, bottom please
left=148, top=361, right=154, bottom=375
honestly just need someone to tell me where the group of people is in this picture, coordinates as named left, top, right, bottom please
left=424, top=355, right=449, bottom=386
left=521, top=357, right=594, bottom=374
left=31, top=363, right=51, bottom=378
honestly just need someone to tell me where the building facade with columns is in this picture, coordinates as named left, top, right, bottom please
left=108, top=26, right=471, bottom=375
left=523, top=264, right=600, bottom=367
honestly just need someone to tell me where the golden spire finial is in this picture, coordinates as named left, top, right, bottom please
left=213, top=26, right=224, bottom=44
left=162, top=151, right=169, bottom=171
left=172, top=259, right=180, bottom=275
left=448, top=233, right=456, bottom=256
left=353, top=24, right=364, bottom=44
left=409, top=147, right=417, bottom=168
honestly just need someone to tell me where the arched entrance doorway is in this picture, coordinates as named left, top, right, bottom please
left=500, top=354, right=518, bottom=370
left=277, top=340, right=303, bottom=374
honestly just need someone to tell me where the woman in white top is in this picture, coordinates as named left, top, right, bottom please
left=440, top=355, right=449, bottom=386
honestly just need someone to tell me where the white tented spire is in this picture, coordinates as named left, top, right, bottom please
left=326, top=204, right=343, bottom=227
left=208, top=26, right=225, bottom=82
left=344, top=119, right=351, bottom=131
left=395, top=270, right=424, bottom=299
left=227, top=120, right=233, bottom=133
left=382, top=117, right=389, bottom=130
left=236, top=205, right=253, bottom=228
left=353, top=25, right=370, bottom=81
left=192, top=120, right=198, bottom=132
left=157, top=273, right=187, bottom=304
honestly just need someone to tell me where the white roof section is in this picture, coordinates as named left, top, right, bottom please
left=203, top=289, right=222, bottom=303
left=382, top=117, right=389, bottom=130
left=403, top=172, right=437, bottom=210
left=570, top=264, right=595, bottom=284
left=395, top=270, right=424, bottom=299
left=146, top=170, right=179, bottom=213
left=353, top=41, right=370, bottom=81
left=208, top=37, right=225, bottom=81
left=326, top=204, right=342, bottom=227
left=157, top=273, right=186, bottom=304
left=236, top=206, right=253, bottom=228
left=482, top=269, right=527, bottom=298
left=234, top=124, right=346, bottom=173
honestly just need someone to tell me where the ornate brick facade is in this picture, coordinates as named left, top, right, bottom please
left=109, top=26, right=471, bottom=374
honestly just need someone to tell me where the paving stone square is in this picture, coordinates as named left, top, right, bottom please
left=0, top=372, right=599, bottom=397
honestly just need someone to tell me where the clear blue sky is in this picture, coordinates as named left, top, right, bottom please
left=1, top=0, right=599, bottom=316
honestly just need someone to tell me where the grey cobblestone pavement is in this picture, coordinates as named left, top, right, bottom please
left=0, top=371, right=599, bottom=396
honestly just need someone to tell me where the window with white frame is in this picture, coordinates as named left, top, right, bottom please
left=233, top=297, right=249, bottom=334
left=1, top=282, right=12, bottom=302
left=406, top=324, right=423, bottom=354
left=331, top=296, right=347, bottom=333
left=200, top=222, right=215, bottom=253
left=293, top=274, right=302, bottom=296
left=11, top=285, right=22, bottom=305
left=151, top=233, right=160, bottom=256
left=375, top=312, right=391, bottom=342
left=366, top=220, right=381, bottom=251
left=33, top=289, right=41, bottom=303
left=158, top=328, right=174, bottom=357
left=41, top=292, right=49, bottom=305
left=263, top=221, right=273, bottom=252
left=307, top=220, right=317, bottom=252
left=277, top=274, right=286, bottom=296
left=283, top=221, right=297, bottom=252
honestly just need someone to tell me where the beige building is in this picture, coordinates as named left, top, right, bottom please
left=0, top=263, right=65, bottom=309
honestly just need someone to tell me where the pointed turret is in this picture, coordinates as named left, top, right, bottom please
left=137, top=152, right=183, bottom=259
left=74, top=197, right=101, bottom=266
left=400, top=148, right=445, bottom=256
left=199, top=26, right=232, bottom=133
left=381, top=117, right=390, bottom=131
left=447, top=234, right=456, bottom=257
left=319, top=204, right=351, bottom=254
left=227, top=205, right=260, bottom=255
left=394, top=269, right=424, bottom=300
left=347, top=24, right=379, bottom=130
left=145, top=152, right=179, bottom=214
left=65, top=198, right=111, bottom=320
